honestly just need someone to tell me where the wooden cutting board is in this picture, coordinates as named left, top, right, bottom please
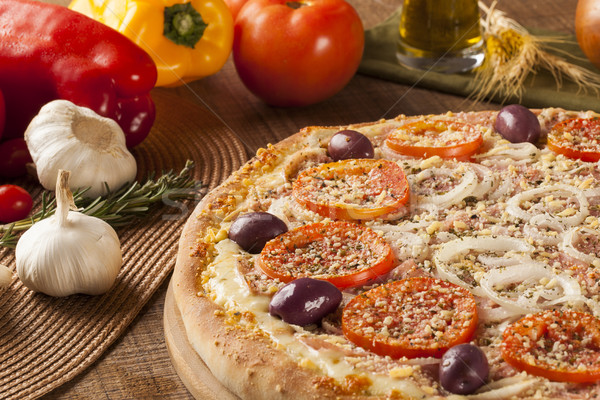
left=163, top=281, right=240, bottom=400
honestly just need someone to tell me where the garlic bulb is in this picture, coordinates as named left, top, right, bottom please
left=16, top=170, right=122, bottom=297
left=0, top=264, right=12, bottom=288
left=25, top=100, right=137, bottom=198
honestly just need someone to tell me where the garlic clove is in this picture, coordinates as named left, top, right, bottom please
left=0, top=264, right=12, bottom=288
left=15, top=170, right=123, bottom=297
left=16, top=212, right=122, bottom=296
left=25, top=100, right=137, bottom=198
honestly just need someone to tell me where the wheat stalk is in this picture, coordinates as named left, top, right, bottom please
left=471, top=1, right=600, bottom=103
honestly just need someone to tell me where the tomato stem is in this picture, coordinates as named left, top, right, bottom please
left=286, top=1, right=304, bottom=10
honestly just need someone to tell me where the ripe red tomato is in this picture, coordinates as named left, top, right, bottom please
left=292, top=159, right=410, bottom=220
left=0, top=184, right=33, bottom=223
left=224, top=0, right=249, bottom=20
left=385, top=118, right=484, bottom=160
left=0, top=138, right=33, bottom=178
left=342, top=277, right=478, bottom=359
left=502, top=309, right=600, bottom=383
left=257, top=221, right=395, bottom=289
left=547, top=117, right=600, bottom=162
left=232, top=0, right=364, bottom=107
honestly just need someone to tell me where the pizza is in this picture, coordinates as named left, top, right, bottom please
left=172, top=106, right=600, bottom=399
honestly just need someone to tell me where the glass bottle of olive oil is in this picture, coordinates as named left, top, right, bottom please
left=396, top=0, right=485, bottom=73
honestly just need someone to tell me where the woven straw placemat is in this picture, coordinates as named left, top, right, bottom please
left=0, top=88, right=247, bottom=400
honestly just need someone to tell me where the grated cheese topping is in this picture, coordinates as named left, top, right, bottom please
left=200, top=109, right=600, bottom=399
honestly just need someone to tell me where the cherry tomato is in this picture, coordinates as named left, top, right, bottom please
left=232, top=0, right=364, bottom=107
left=224, top=0, right=249, bottom=20
left=385, top=118, right=484, bottom=160
left=257, top=221, right=395, bottom=289
left=0, top=184, right=33, bottom=223
left=342, top=277, right=478, bottom=359
left=547, top=117, right=600, bottom=162
left=292, top=159, right=410, bottom=221
left=0, top=138, right=33, bottom=178
left=501, top=309, right=600, bottom=383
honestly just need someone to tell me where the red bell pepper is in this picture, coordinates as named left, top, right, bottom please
left=0, top=0, right=157, bottom=148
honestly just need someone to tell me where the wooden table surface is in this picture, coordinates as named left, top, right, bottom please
left=40, top=0, right=579, bottom=398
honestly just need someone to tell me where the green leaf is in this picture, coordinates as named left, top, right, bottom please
left=0, top=160, right=204, bottom=248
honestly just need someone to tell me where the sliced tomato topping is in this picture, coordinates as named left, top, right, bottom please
left=547, top=117, right=600, bottom=162
left=501, top=309, right=600, bottom=383
left=256, top=221, right=395, bottom=289
left=385, top=118, right=484, bottom=160
left=342, top=277, right=478, bottom=359
left=292, top=159, right=410, bottom=220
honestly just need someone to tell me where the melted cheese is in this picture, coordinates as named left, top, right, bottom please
left=205, top=240, right=428, bottom=398
left=199, top=110, right=600, bottom=399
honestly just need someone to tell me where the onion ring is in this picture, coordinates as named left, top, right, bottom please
left=506, top=184, right=589, bottom=227
left=522, top=214, right=565, bottom=246
left=474, top=141, right=540, bottom=161
left=479, top=263, right=582, bottom=314
left=470, top=376, right=538, bottom=400
left=560, top=226, right=600, bottom=266
left=468, top=163, right=497, bottom=200
left=434, top=236, right=534, bottom=296
left=584, top=187, right=600, bottom=199
left=409, top=167, right=478, bottom=208
left=477, top=303, right=523, bottom=322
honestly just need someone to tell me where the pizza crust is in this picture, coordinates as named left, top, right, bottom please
left=172, top=108, right=600, bottom=399
left=171, top=112, right=495, bottom=399
left=172, top=126, right=378, bottom=400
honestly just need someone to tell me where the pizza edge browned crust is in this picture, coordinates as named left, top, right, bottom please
left=171, top=108, right=574, bottom=400
left=172, top=123, right=381, bottom=400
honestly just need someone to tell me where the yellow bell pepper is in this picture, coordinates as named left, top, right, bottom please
left=69, top=0, right=234, bottom=87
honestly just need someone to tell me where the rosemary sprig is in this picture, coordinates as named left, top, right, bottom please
left=0, top=160, right=204, bottom=248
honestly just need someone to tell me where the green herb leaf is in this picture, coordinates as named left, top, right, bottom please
left=0, top=160, right=204, bottom=248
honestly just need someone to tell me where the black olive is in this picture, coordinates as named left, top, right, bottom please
left=494, top=104, right=541, bottom=144
left=439, top=343, right=489, bottom=395
left=327, top=129, right=374, bottom=160
left=228, top=212, right=288, bottom=253
left=269, top=278, right=342, bottom=326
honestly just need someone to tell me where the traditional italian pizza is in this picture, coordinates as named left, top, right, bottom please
left=172, top=106, right=600, bottom=399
